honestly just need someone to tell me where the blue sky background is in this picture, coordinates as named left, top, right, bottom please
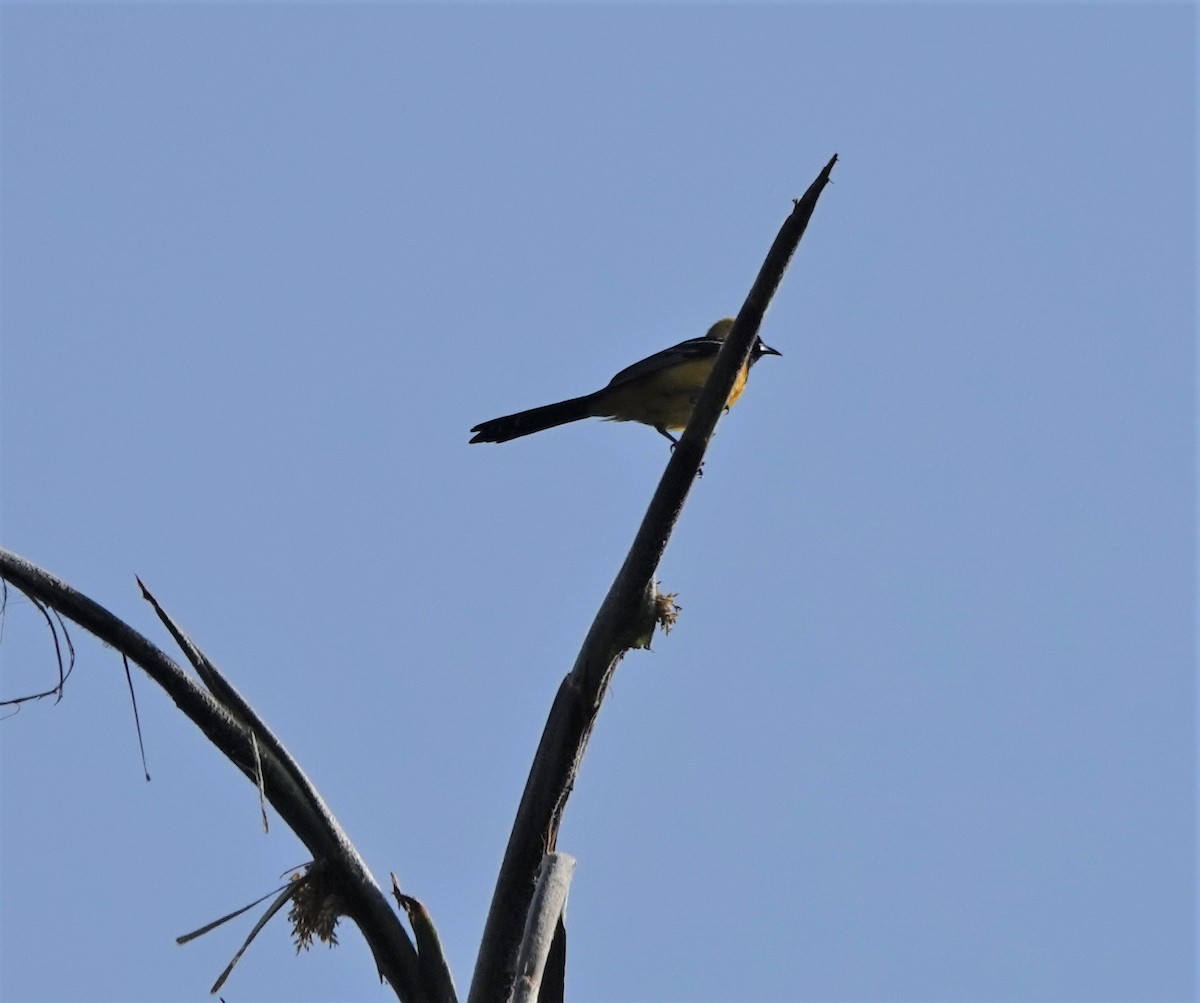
left=1, top=5, right=1194, bottom=1002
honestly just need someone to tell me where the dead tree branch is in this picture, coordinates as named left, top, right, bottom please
left=468, top=155, right=838, bottom=1002
left=0, top=546, right=449, bottom=1003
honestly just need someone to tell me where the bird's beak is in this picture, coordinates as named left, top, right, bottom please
left=759, top=342, right=782, bottom=357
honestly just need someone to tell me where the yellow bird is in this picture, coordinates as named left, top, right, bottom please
left=469, top=318, right=780, bottom=444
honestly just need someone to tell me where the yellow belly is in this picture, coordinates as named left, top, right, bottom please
left=590, top=358, right=751, bottom=430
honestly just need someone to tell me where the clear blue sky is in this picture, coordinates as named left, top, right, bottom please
left=1, top=5, right=1194, bottom=1002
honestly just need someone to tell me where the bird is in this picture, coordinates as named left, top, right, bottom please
left=469, top=318, right=780, bottom=445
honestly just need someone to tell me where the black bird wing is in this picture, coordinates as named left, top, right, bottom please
left=602, top=337, right=720, bottom=390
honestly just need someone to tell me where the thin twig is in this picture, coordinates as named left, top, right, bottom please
left=122, top=653, right=151, bottom=781
left=0, top=593, right=77, bottom=707
left=176, top=879, right=296, bottom=945
left=210, top=877, right=306, bottom=995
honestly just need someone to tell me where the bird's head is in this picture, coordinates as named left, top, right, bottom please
left=705, top=317, right=782, bottom=359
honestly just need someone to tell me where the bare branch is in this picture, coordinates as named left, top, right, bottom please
left=392, top=876, right=459, bottom=1003
left=0, top=546, right=432, bottom=1002
left=509, top=853, right=576, bottom=1003
left=469, top=155, right=838, bottom=1002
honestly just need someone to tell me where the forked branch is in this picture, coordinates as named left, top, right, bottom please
left=0, top=547, right=448, bottom=1003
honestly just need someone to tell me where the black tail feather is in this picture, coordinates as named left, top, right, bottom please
left=469, top=394, right=597, bottom=444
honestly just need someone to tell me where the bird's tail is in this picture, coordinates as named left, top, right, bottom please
left=469, top=394, right=598, bottom=444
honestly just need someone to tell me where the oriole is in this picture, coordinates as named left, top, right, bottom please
left=469, top=318, right=780, bottom=444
